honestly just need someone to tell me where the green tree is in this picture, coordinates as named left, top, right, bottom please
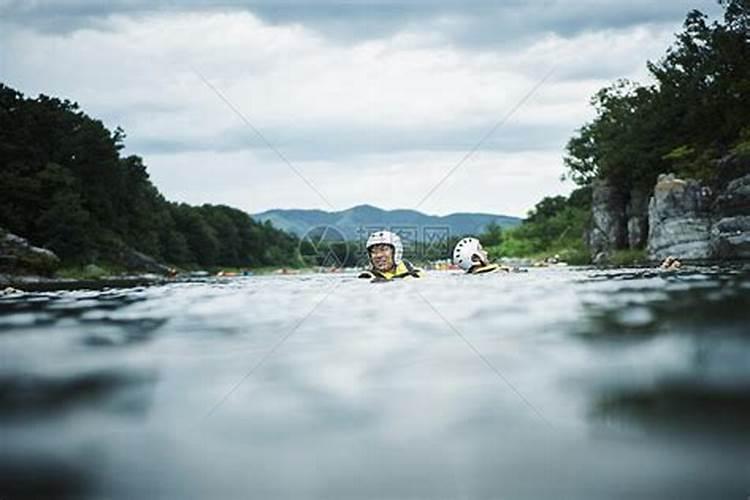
left=479, top=221, right=504, bottom=247
left=565, top=0, right=750, bottom=189
left=0, top=82, right=303, bottom=271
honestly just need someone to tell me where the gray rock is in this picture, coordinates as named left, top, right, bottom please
left=589, top=179, right=627, bottom=262
left=711, top=173, right=750, bottom=258
left=714, top=174, right=750, bottom=216
left=592, top=251, right=609, bottom=265
left=712, top=215, right=750, bottom=259
left=109, top=245, right=173, bottom=275
left=647, top=174, right=713, bottom=260
left=0, top=228, right=60, bottom=275
left=626, top=188, right=649, bottom=249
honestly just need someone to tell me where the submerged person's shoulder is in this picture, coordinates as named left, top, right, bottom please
left=359, top=261, right=423, bottom=282
left=400, top=260, right=422, bottom=278
left=468, top=263, right=504, bottom=274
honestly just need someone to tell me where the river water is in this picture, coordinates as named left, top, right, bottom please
left=1, top=266, right=749, bottom=499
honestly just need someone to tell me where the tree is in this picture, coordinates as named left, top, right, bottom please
left=479, top=221, right=503, bottom=247
left=564, top=0, right=750, bottom=189
left=0, top=83, right=303, bottom=270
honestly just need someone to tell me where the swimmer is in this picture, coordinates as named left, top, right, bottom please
left=358, top=231, right=422, bottom=281
left=659, top=255, right=682, bottom=270
left=452, top=237, right=513, bottom=274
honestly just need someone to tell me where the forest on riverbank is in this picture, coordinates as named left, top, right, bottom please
left=0, top=84, right=301, bottom=271
left=483, top=0, right=749, bottom=264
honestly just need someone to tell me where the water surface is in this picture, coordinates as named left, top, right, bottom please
left=1, top=266, right=749, bottom=499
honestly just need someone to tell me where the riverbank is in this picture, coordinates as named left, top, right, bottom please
left=0, top=273, right=170, bottom=292
left=0, top=266, right=325, bottom=292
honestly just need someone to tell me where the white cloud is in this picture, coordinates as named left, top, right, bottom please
left=1, top=8, right=685, bottom=215
left=146, top=148, right=574, bottom=217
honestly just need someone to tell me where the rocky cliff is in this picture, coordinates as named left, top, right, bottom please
left=588, top=180, right=627, bottom=264
left=710, top=174, right=750, bottom=259
left=588, top=181, right=648, bottom=263
left=589, top=160, right=750, bottom=263
left=647, top=172, right=750, bottom=261
left=0, top=227, right=173, bottom=279
left=647, top=175, right=714, bottom=260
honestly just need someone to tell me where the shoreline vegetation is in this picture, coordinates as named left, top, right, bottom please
left=483, top=0, right=749, bottom=266
left=2, top=1, right=748, bottom=288
left=0, top=83, right=302, bottom=276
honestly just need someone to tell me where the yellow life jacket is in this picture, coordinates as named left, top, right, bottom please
left=358, top=260, right=422, bottom=281
left=467, top=263, right=507, bottom=274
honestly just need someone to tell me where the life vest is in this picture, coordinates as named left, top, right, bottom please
left=467, top=263, right=507, bottom=274
left=358, top=260, right=422, bottom=281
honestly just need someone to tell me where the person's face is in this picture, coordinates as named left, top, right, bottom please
left=471, top=245, right=489, bottom=266
left=369, top=244, right=395, bottom=271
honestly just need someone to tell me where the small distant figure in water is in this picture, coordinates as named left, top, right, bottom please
left=453, top=238, right=512, bottom=274
left=660, top=255, right=682, bottom=270
left=358, top=231, right=422, bottom=281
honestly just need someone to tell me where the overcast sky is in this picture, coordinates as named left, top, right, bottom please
left=0, top=0, right=722, bottom=217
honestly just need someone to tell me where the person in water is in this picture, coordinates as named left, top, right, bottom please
left=452, top=237, right=511, bottom=274
left=358, top=230, right=422, bottom=281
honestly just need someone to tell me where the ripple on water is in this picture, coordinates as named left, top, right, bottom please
left=0, top=267, right=749, bottom=499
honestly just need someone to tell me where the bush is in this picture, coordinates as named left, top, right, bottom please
left=609, top=249, right=648, bottom=266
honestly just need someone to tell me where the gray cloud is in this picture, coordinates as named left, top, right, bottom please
left=0, top=0, right=723, bottom=44
left=0, top=0, right=726, bottom=215
left=125, top=121, right=574, bottom=160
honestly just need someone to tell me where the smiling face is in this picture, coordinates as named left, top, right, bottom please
left=368, top=243, right=395, bottom=272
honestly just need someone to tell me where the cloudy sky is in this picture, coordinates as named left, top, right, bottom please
left=0, top=0, right=722, bottom=217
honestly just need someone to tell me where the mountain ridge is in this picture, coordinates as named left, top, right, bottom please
left=253, top=205, right=521, bottom=241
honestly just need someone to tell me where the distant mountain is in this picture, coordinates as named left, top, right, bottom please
left=253, top=204, right=521, bottom=241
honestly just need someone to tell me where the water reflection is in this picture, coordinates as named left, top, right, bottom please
left=0, top=268, right=749, bottom=499
left=592, top=379, right=750, bottom=435
left=0, top=369, right=155, bottom=419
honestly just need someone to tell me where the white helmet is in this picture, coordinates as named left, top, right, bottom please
left=366, top=230, right=403, bottom=265
left=452, top=237, right=485, bottom=271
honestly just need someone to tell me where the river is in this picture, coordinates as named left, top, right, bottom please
left=1, top=266, right=749, bottom=499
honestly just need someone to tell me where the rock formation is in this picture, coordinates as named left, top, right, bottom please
left=646, top=172, right=750, bottom=261
left=626, top=188, right=650, bottom=249
left=0, top=228, right=60, bottom=275
left=711, top=174, right=750, bottom=259
left=589, top=179, right=627, bottom=264
left=647, top=174, right=713, bottom=260
left=588, top=156, right=749, bottom=263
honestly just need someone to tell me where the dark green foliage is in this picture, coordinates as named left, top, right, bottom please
left=488, top=187, right=591, bottom=264
left=0, top=83, right=301, bottom=269
left=479, top=221, right=504, bottom=247
left=564, top=0, right=750, bottom=189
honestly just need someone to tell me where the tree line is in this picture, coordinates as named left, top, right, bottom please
left=564, top=0, right=749, bottom=192
left=483, top=0, right=749, bottom=263
left=0, top=84, right=301, bottom=269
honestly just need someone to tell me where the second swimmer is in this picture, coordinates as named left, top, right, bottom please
left=452, top=237, right=512, bottom=274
